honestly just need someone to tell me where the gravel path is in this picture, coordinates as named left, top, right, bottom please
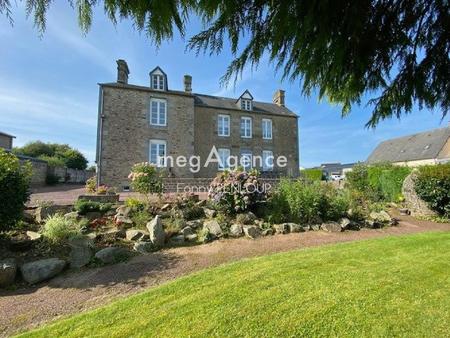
left=1, top=212, right=449, bottom=337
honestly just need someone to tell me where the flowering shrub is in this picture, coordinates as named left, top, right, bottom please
left=208, top=168, right=266, bottom=214
left=97, top=184, right=109, bottom=194
left=85, top=176, right=96, bottom=193
left=128, top=162, right=163, bottom=196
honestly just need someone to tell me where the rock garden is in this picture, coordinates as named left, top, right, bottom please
left=1, top=152, right=449, bottom=290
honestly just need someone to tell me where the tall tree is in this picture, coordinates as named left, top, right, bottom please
left=1, top=0, right=449, bottom=126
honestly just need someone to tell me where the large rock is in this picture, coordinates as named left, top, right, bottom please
left=21, top=258, right=66, bottom=284
left=180, top=226, right=195, bottom=238
left=114, top=215, right=134, bottom=228
left=310, top=224, right=321, bottom=231
left=273, top=223, right=288, bottom=234
left=261, top=228, right=274, bottom=236
left=369, top=211, right=392, bottom=226
left=0, top=259, right=17, bottom=288
left=35, top=205, right=72, bottom=223
left=69, top=237, right=93, bottom=269
left=402, top=172, right=437, bottom=217
left=116, top=205, right=132, bottom=218
left=320, top=222, right=343, bottom=232
left=23, top=209, right=36, bottom=223
left=64, top=211, right=82, bottom=221
left=339, top=218, right=351, bottom=230
left=284, top=223, right=303, bottom=233
left=203, top=220, right=223, bottom=237
left=133, top=241, right=155, bottom=254
left=229, top=224, right=243, bottom=237
left=146, top=215, right=165, bottom=247
left=237, top=212, right=257, bottom=225
left=171, top=234, right=186, bottom=244
left=26, top=231, right=42, bottom=241
left=186, top=219, right=203, bottom=229
left=243, top=225, right=261, bottom=239
left=203, top=208, right=217, bottom=218
left=95, top=247, right=128, bottom=264
left=126, top=229, right=148, bottom=241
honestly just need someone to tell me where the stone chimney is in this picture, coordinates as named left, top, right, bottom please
left=183, top=75, right=192, bottom=93
left=273, top=89, right=285, bottom=107
left=116, top=59, right=129, bottom=84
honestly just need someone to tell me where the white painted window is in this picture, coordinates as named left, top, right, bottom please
left=149, top=140, right=167, bottom=167
left=262, top=119, right=272, bottom=139
left=262, top=150, right=274, bottom=171
left=241, top=99, right=252, bottom=111
left=218, top=114, right=230, bottom=137
left=218, top=148, right=231, bottom=171
left=152, top=74, right=165, bottom=90
left=240, top=150, right=252, bottom=171
left=240, top=117, right=252, bottom=138
left=150, top=98, right=167, bottom=126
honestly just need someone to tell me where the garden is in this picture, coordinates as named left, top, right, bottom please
left=1, top=147, right=449, bottom=289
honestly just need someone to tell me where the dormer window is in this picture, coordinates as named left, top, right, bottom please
left=149, top=66, right=168, bottom=91
left=152, top=74, right=165, bottom=90
left=241, top=99, right=252, bottom=111
left=237, top=90, right=254, bottom=111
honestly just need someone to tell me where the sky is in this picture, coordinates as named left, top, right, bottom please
left=1, top=2, right=448, bottom=168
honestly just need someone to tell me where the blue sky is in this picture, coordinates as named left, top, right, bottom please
left=1, top=2, right=447, bottom=168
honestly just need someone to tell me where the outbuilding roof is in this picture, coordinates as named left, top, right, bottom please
left=366, top=127, right=450, bottom=163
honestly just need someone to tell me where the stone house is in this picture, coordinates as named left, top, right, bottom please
left=367, top=126, right=450, bottom=166
left=0, top=131, right=15, bottom=150
left=96, top=60, right=299, bottom=190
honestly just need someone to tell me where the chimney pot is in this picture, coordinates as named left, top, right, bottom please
left=184, top=74, right=192, bottom=93
left=116, top=59, right=129, bottom=84
left=273, top=89, right=285, bottom=107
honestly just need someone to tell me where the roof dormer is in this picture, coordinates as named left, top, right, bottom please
left=149, top=66, right=168, bottom=91
left=237, top=90, right=253, bottom=111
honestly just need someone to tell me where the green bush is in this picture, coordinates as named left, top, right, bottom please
left=414, top=164, right=450, bottom=217
left=346, top=163, right=411, bottom=202
left=42, top=214, right=80, bottom=244
left=208, top=168, right=266, bottom=214
left=74, top=200, right=113, bottom=215
left=0, top=149, right=32, bottom=231
left=129, top=162, right=164, bottom=197
left=267, top=179, right=350, bottom=224
left=300, top=169, right=323, bottom=181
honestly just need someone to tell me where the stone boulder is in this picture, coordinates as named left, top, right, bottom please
left=21, top=258, right=66, bottom=284
left=133, top=241, right=155, bottom=254
left=229, top=224, right=243, bottom=237
left=126, top=229, right=149, bottom=241
left=0, top=259, right=17, bottom=288
left=95, top=247, right=128, bottom=264
left=320, top=222, right=343, bottom=232
left=35, top=205, right=72, bottom=223
left=116, top=205, right=132, bottom=217
left=186, top=219, right=203, bottom=229
left=310, top=224, right=321, bottom=231
left=180, top=226, right=196, bottom=240
left=171, top=234, right=185, bottom=244
left=64, top=211, right=82, bottom=222
left=284, top=223, right=303, bottom=233
left=23, top=209, right=36, bottom=223
left=243, top=225, right=261, bottom=239
left=26, top=231, right=42, bottom=241
left=203, top=220, right=223, bottom=238
left=203, top=208, right=217, bottom=218
left=236, top=212, right=257, bottom=225
left=69, top=237, right=93, bottom=269
left=273, top=223, right=288, bottom=234
left=147, top=215, right=165, bottom=247
left=402, top=171, right=437, bottom=217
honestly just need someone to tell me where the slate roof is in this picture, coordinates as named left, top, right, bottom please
left=100, top=82, right=297, bottom=118
left=367, top=127, right=450, bottom=163
left=0, top=131, right=16, bottom=138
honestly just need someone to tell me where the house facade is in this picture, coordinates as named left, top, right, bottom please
left=0, top=131, right=15, bottom=150
left=367, top=127, right=450, bottom=166
left=96, top=60, right=299, bottom=190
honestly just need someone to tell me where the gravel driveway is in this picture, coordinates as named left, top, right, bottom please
left=1, top=212, right=449, bottom=337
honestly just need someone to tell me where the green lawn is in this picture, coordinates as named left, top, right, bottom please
left=20, top=232, right=450, bottom=337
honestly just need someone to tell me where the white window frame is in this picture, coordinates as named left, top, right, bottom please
left=262, top=150, right=274, bottom=171
left=240, top=150, right=253, bottom=171
left=241, top=99, right=252, bottom=111
left=218, top=148, right=231, bottom=171
left=262, top=118, right=272, bottom=140
left=149, top=139, right=167, bottom=167
left=240, top=116, right=252, bottom=138
left=217, top=114, right=230, bottom=137
left=150, top=98, right=167, bottom=126
left=152, top=74, right=165, bottom=90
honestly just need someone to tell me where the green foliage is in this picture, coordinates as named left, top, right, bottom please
left=130, top=209, right=153, bottom=229
left=415, top=164, right=450, bottom=217
left=42, top=214, right=80, bottom=244
left=13, top=141, right=88, bottom=169
left=268, top=179, right=350, bottom=224
left=74, top=200, right=113, bottom=215
left=129, top=162, right=164, bottom=196
left=346, top=163, right=411, bottom=202
left=300, top=169, right=323, bottom=182
left=124, top=198, right=146, bottom=211
left=85, top=176, right=96, bottom=194
left=0, top=149, right=32, bottom=231
left=208, top=168, right=266, bottom=214
left=6, top=2, right=448, bottom=125
left=165, top=217, right=186, bottom=234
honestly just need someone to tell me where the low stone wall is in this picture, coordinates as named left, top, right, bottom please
left=402, top=172, right=437, bottom=217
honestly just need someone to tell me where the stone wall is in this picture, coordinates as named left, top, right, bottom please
left=49, top=167, right=95, bottom=184
left=402, top=171, right=437, bottom=217
left=18, top=157, right=48, bottom=187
